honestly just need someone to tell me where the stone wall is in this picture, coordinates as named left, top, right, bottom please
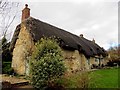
left=90, top=56, right=107, bottom=68
left=12, top=23, right=34, bottom=75
left=62, top=49, right=88, bottom=74
left=90, top=57, right=95, bottom=66
left=62, top=50, right=81, bottom=74
left=80, top=53, right=89, bottom=70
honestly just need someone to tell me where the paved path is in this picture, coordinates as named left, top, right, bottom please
left=1, top=74, right=29, bottom=84
left=0, top=74, right=34, bottom=89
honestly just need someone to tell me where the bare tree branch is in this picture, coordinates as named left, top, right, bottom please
left=0, top=0, right=20, bottom=39
left=3, top=15, right=16, bottom=36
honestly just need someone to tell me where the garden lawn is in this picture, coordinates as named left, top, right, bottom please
left=56, top=68, right=119, bottom=88
left=89, top=68, right=119, bottom=88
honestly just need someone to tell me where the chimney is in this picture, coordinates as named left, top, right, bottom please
left=22, top=4, right=30, bottom=21
left=92, top=38, right=95, bottom=43
left=80, top=34, right=83, bottom=38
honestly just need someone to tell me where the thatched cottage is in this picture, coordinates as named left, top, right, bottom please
left=10, top=4, right=107, bottom=75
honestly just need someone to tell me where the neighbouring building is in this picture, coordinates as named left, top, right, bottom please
left=10, top=4, right=107, bottom=75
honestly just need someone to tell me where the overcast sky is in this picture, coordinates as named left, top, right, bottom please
left=2, top=0, right=119, bottom=50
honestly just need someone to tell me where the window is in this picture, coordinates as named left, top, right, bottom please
left=95, top=58, right=99, bottom=62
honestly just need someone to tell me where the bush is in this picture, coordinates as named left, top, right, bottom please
left=1, top=37, right=12, bottom=62
left=2, top=62, right=14, bottom=75
left=29, top=37, right=66, bottom=89
left=55, top=71, right=91, bottom=88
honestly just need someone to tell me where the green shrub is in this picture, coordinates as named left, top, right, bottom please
left=1, top=36, right=12, bottom=62
left=29, top=37, right=66, bottom=89
left=2, top=62, right=14, bottom=75
left=55, top=72, right=91, bottom=88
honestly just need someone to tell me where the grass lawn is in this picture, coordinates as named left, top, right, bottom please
left=89, top=67, right=119, bottom=88
left=56, top=67, right=119, bottom=88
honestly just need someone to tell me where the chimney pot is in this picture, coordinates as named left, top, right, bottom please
left=80, top=34, right=83, bottom=37
left=22, top=4, right=30, bottom=21
left=25, top=4, right=28, bottom=8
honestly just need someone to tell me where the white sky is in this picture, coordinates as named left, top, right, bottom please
left=1, top=0, right=119, bottom=50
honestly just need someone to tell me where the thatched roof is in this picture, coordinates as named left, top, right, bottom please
left=10, top=17, right=107, bottom=58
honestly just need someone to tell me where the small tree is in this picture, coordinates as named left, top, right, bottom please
left=107, top=46, right=120, bottom=66
left=29, top=37, right=65, bottom=89
left=0, top=36, right=13, bottom=74
left=1, top=36, right=12, bottom=62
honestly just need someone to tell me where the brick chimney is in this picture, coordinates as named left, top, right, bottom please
left=22, top=4, right=30, bottom=21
